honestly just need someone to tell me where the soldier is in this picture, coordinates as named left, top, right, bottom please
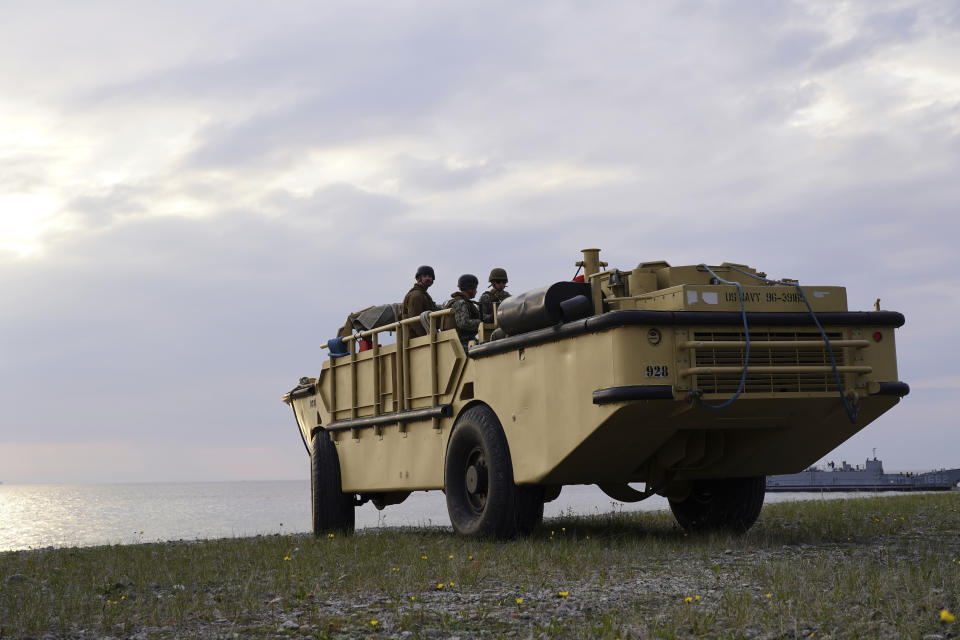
left=401, top=265, right=439, bottom=338
left=448, top=274, right=481, bottom=350
left=478, top=267, right=511, bottom=324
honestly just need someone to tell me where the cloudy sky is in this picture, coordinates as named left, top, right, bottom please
left=1, top=1, right=958, bottom=484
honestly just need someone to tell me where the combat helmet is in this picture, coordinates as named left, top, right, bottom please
left=458, top=274, right=479, bottom=290
left=416, top=265, right=435, bottom=280
left=488, top=267, right=508, bottom=283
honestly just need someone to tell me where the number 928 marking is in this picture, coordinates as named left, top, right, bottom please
left=645, top=365, right=669, bottom=378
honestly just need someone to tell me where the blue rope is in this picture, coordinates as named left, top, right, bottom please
left=723, top=265, right=860, bottom=424
left=693, top=264, right=751, bottom=409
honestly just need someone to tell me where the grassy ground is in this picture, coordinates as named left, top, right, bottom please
left=2, top=492, right=959, bottom=639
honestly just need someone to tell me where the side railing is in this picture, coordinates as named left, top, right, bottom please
left=320, top=309, right=456, bottom=432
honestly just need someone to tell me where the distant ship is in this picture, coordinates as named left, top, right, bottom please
left=766, top=455, right=960, bottom=492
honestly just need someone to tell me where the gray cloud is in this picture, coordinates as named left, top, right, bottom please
left=262, top=183, right=409, bottom=226
left=64, top=184, right=160, bottom=229
left=386, top=155, right=506, bottom=192
left=811, top=8, right=920, bottom=71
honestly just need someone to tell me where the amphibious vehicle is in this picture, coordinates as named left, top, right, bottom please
left=283, top=249, right=908, bottom=538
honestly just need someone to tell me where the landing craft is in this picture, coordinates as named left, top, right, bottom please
left=767, top=456, right=959, bottom=492
left=283, top=249, right=908, bottom=538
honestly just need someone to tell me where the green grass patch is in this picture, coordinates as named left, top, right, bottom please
left=2, top=492, right=959, bottom=638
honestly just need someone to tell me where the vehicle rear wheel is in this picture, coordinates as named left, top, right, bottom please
left=311, top=430, right=355, bottom=534
left=668, top=476, right=765, bottom=534
left=445, top=405, right=543, bottom=539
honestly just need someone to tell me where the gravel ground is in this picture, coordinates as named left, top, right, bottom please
left=20, top=534, right=958, bottom=640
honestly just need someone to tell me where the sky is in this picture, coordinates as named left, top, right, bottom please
left=1, top=1, right=958, bottom=484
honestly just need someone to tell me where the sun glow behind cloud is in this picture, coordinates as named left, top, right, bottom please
left=0, top=198, right=61, bottom=257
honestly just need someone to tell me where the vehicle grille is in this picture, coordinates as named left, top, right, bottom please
left=692, top=330, right=846, bottom=394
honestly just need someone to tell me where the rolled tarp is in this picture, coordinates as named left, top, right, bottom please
left=496, top=281, right=593, bottom=336
left=336, top=303, right=403, bottom=338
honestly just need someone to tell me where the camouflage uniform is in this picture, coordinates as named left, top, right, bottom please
left=448, top=291, right=481, bottom=350
left=401, top=283, right=439, bottom=338
left=479, top=289, right=511, bottom=324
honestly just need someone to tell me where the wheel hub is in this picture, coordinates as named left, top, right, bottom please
left=464, top=448, right=488, bottom=513
left=466, top=465, right=480, bottom=493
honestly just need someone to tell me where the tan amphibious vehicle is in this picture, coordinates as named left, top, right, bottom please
left=283, top=249, right=908, bottom=539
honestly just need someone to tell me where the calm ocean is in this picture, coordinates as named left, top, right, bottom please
left=0, top=481, right=863, bottom=552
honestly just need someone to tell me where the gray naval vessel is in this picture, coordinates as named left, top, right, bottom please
left=766, top=454, right=960, bottom=492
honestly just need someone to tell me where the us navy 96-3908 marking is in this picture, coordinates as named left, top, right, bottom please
left=724, top=291, right=805, bottom=304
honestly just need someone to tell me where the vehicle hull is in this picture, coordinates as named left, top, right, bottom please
left=288, top=310, right=906, bottom=498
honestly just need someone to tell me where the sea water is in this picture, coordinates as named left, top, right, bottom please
left=0, top=481, right=879, bottom=552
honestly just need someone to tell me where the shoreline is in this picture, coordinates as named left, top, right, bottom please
left=2, top=482, right=934, bottom=554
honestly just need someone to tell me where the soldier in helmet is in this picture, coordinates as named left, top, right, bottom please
left=479, top=267, right=511, bottom=324
left=401, top=265, right=440, bottom=338
left=447, top=274, right=482, bottom=350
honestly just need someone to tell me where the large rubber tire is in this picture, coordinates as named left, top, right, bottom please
left=668, top=476, right=765, bottom=534
left=444, top=405, right=543, bottom=539
left=310, top=430, right=355, bottom=534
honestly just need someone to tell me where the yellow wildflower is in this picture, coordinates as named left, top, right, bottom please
left=468, top=555, right=473, bottom=560
left=410, top=596, right=416, bottom=601
left=449, top=581, right=455, bottom=587
left=558, top=591, right=569, bottom=597
left=516, top=598, right=524, bottom=605
left=685, top=597, right=693, bottom=603
left=765, top=593, right=772, bottom=599
left=328, top=533, right=335, bottom=539
left=283, top=556, right=291, bottom=561
left=586, top=535, right=590, bottom=540
left=695, top=595, right=700, bottom=601
left=421, top=555, right=428, bottom=560
left=449, top=554, right=454, bottom=559
left=437, top=583, right=444, bottom=590
left=941, top=609, right=956, bottom=623
left=370, top=620, right=379, bottom=627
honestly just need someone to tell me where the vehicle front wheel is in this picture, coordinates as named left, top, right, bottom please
left=444, top=405, right=543, bottom=539
left=310, top=430, right=355, bottom=534
left=668, top=476, right=765, bottom=534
